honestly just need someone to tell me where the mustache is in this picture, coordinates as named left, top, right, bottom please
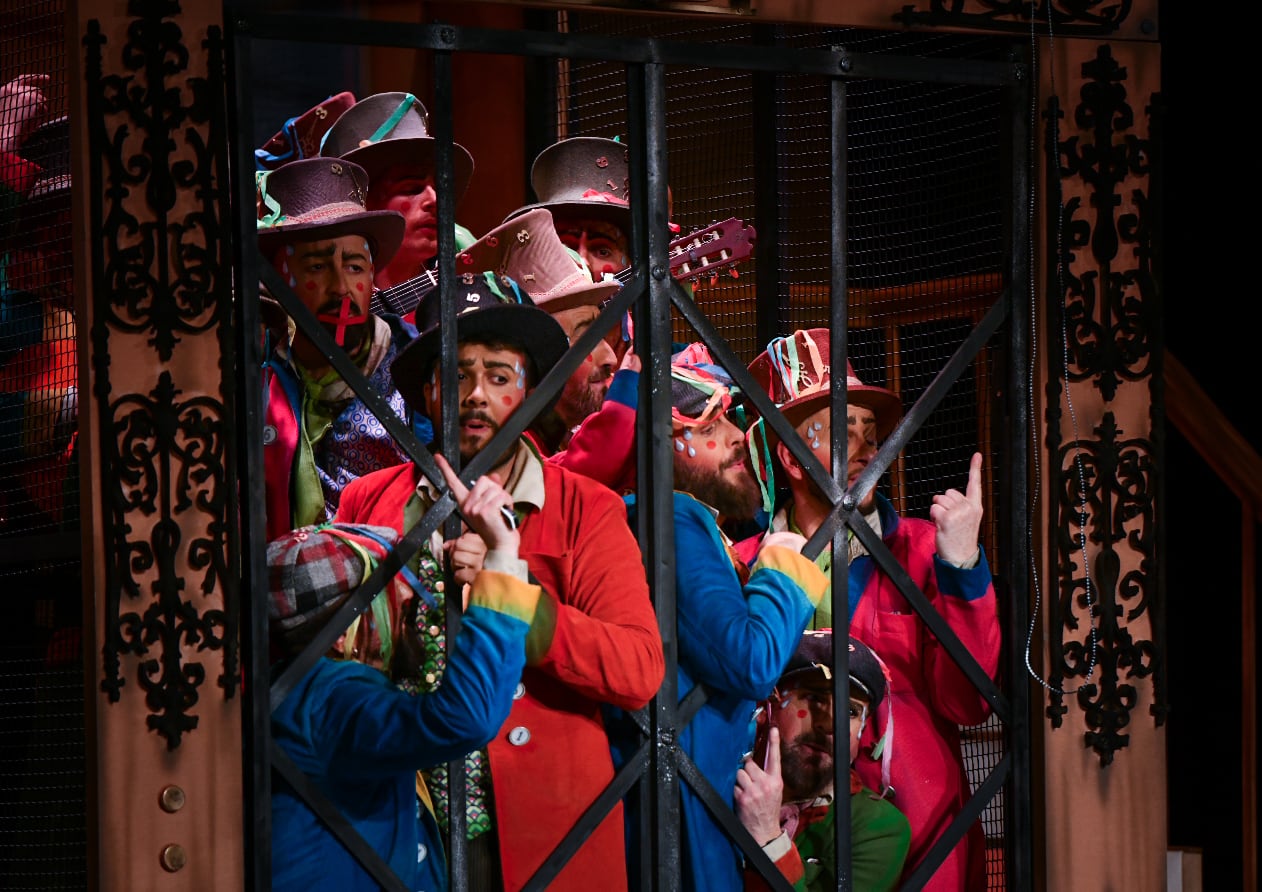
left=793, top=731, right=833, bottom=751
left=459, top=411, right=498, bottom=427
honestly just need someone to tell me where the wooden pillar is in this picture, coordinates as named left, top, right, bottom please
left=1032, top=33, right=1168, bottom=891
left=71, top=1, right=243, bottom=888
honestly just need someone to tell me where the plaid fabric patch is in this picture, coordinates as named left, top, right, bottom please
left=267, top=523, right=398, bottom=638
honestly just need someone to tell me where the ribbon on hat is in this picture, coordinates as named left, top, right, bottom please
left=578, top=188, right=630, bottom=207
left=670, top=360, right=732, bottom=428
left=766, top=330, right=828, bottom=403
left=366, top=93, right=418, bottom=145
left=256, top=170, right=285, bottom=228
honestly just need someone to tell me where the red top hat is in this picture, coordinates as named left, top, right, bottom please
left=255, top=157, right=405, bottom=267
left=319, top=91, right=474, bottom=205
left=256, top=91, right=356, bottom=171
left=746, top=327, right=901, bottom=445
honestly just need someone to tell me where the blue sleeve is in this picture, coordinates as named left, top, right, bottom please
left=932, top=544, right=992, bottom=601
left=672, top=493, right=815, bottom=700
left=317, top=605, right=528, bottom=773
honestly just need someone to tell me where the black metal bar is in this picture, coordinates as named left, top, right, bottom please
left=752, top=24, right=783, bottom=348
left=829, top=63, right=856, bottom=892
left=225, top=10, right=271, bottom=888
left=270, top=742, right=411, bottom=892
left=629, top=57, right=684, bottom=892
left=898, top=751, right=1013, bottom=891
left=234, top=13, right=1015, bottom=85
left=521, top=740, right=652, bottom=891
left=676, top=749, right=797, bottom=892
left=1003, top=40, right=1035, bottom=892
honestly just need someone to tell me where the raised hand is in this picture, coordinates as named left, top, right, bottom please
left=434, top=453, right=520, bottom=555
left=443, top=530, right=488, bottom=588
left=929, top=451, right=984, bottom=567
left=0, top=74, right=50, bottom=153
left=735, top=726, right=785, bottom=847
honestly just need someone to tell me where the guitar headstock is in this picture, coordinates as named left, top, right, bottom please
left=668, top=218, right=756, bottom=285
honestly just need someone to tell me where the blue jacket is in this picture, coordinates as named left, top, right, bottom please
left=271, top=574, right=538, bottom=891
left=613, top=491, right=827, bottom=891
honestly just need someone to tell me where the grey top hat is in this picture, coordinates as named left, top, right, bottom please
left=256, top=156, right=405, bottom=267
left=319, top=91, right=474, bottom=205
left=457, top=207, right=621, bottom=314
left=504, top=136, right=631, bottom=233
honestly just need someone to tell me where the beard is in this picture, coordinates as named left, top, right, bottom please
left=674, top=453, right=762, bottom=521
left=780, top=731, right=835, bottom=801
left=456, top=410, right=518, bottom=470
left=555, top=374, right=610, bottom=428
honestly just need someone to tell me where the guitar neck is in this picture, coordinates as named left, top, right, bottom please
left=373, top=269, right=439, bottom=317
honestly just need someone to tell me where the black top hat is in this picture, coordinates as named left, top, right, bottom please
left=319, top=91, right=475, bottom=205
left=504, top=136, right=631, bottom=233
left=256, top=156, right=405, bottom=267
left=390, top=273, right=569, bottom=413
left=20, top=116, right=71, bottom=204
left=781, top=629, right=888, bottom=710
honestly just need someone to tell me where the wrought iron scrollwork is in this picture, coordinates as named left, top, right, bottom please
left=88, top=0, right=237, bottom=750
left=1043, top=42, right=1165, bottom=764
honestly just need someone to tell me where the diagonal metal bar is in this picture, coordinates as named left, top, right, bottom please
left=898, top=751, right=1013, bottom=892
left=675, top=746, right=797, bottom=892
left=270, top=741, right=411, bottom=892
left=521, top=740, right=653, bottom=891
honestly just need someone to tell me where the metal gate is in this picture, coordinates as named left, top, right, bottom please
left=229, top=8, right=1032, bottom=890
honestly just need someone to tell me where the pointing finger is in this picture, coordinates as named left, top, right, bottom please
left=965, top=451, right=983, bottom=505
left=433, top=453, right=468, bottom=503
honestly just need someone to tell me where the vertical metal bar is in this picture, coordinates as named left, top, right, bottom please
left=431, top=46, right=469, bottom=891
left=829, top=54, right=854, bottom=892
left=752, top=24, right=783, bottom=349
left=226, top=8, right=271, bottom=888
left=627, top=57, right=681, bottom=892
left=1004, top=44, right=1034, bottom=892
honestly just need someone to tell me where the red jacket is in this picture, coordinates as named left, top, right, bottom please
left=336, top=457, right=664, bottom=892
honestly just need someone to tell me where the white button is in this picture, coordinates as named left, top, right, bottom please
left=513, top=683, right=526, bottom=700
left=507, top=726, right=530, bottom=746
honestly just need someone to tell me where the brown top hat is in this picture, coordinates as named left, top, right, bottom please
left=457, top=207, right=621, bottom=314
left=256, top=157, right=405, bottom=267
left=746, top=327, right=901, bottom=445
left=390, top=272, right=569, bottom=413
left=319, top=91, right=474, bottom=205
left=503, top=136, right=631, bottom=233
left=256, top=91, right=356, bottom=171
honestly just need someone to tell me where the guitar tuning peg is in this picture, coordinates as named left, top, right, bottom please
left=729, top=268, right=739, bottom=279
left=709, top=274, right=719, bottom=286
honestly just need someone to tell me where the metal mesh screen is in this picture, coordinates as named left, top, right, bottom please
left=0, top=2, right=87, bottom=888
left=563, top=13, right=1010, bottom=890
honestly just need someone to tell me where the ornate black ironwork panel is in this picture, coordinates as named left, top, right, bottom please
left=895, top=0, right=1136, bottom=36
left=87, top=0, right=237, bottom=751
left=1043, top=42, right=1165, bottom=765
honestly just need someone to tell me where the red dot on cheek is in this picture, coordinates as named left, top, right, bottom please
left=304, top=281, right=316, bottom=291
left=501, top=396, right=514, bottom=406
left=356, top=282, right=365, bottom=292
left=706, top=441, right=717, bottom=450
left=797, top=710, right=809, bottom=719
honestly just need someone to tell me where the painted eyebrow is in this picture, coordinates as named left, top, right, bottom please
left=297, top=245, right=337, bottom=261
left=456, top=358, right=516, bottom=371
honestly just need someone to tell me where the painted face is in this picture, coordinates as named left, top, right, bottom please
left=549, top=304, right=617, bottom=428
left=422, top=342, right=531, bottom=463
left=367, top=162, right=437, bottom=287
left=273, top=233, right=375, bottom=358
left=672, top=412, right=762, bottom=521
left=771, top=676, right=836, bottom=802
left=795, top=403, right=880, bottom=513
left=555, top=216, right=629, bottom=282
